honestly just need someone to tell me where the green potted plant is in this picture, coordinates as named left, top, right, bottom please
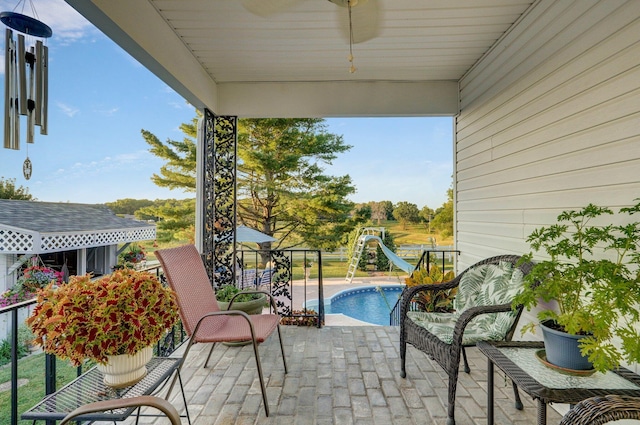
left=404, top=263, right=456, bottom=312
left=513, top=201, right=640, bottom=372
left=216, top=284, right=267, bottom=315
left=27, top=269, right=179, bottom=387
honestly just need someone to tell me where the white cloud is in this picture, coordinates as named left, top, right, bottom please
left=57, top=102, right=79, bottom=117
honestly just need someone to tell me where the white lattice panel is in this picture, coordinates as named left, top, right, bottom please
left=0, top=228, right=34, bottom=253
left=40, top=227, right=155, bottom=252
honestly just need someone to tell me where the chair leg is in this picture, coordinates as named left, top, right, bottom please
left=276, top=324, right=288, bottom=373
left=447, top=373, right=458, bottom=425
left=512, top=381, right=523, bottom=410
left=400, top=340, right=407, bottom=378
left=461, top=347, right=470, bottom=373
left=250, top=337, right=270, bottom=417
left=204, top=343, right=216, bottom=368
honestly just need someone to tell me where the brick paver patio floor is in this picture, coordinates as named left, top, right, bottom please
left=123, top=325, right=563, bottom=425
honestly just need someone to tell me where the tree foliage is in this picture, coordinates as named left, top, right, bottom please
left=0, top=177, right=33, bottom=200
left=137, top=199, right=196, bottom=243
left=431, top=188, right=453, bottom=238
left=142, top=117, right=198, bottom=192
left=369, top=201, right=388, bottom=224
left=143, top=115, right=358, bottom=249
left=375, top=230, right=396, bottom=272
left=419, top=205, right=435, bottom=224
left=105, top=198, right=154, bottom=215
left=392, top=201, right=420, bottom=229
left=236, top=118, right=356, bottom=250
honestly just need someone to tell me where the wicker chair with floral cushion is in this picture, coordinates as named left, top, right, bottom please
left=399, top=255, right=534, bottom=425
left=559, top=395, right=640, bottom=425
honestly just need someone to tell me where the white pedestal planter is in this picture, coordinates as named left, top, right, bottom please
left=97, top=345, right=153, bottom=388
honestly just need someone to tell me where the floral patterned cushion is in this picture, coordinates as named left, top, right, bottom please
left=406, top=261, right=524, bottom=345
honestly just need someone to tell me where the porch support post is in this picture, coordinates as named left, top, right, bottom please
left=200, top=109, right=237, bottom=287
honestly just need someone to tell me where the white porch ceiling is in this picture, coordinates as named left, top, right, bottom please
left=64, top=0, right=535, bottom=116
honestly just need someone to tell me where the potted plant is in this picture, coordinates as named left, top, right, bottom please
left=513, top=201, right=640, bottom=372
left=216, top=284, right=267, bottom=315
left=26, top=269, right=179, bottom=387
left=119, top=244, right=147, bottom=268
left=1, top=265, right=64, bottom=308
left=404, top=263, right=456, bottom=312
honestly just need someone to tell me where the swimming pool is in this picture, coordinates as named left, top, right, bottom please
left=305, top=285, right=404, bottom=326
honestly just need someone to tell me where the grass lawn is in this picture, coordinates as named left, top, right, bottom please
left=0, top=354, right=80, bottom=424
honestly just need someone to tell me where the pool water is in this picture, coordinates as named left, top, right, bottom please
left=306, top=285, right=404, bottom=326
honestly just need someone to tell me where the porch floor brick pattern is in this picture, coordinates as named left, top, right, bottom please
left=98, top=326, right=562, bottom=425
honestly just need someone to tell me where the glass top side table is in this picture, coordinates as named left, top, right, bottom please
left=21, top=357, right=191, bottom=424
left=476, top=341, right=640, bottom=425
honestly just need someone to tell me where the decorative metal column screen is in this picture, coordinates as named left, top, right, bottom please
left=201, top=110, right=237, bottom=286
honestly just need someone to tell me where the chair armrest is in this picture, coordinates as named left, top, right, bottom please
left=60, top=396, right=181, bottom=425
left=399, top=279, right=461, bottom=320
left=451, top=303, right=514, bottom=348
left=559, top=394, right=640, bottom=425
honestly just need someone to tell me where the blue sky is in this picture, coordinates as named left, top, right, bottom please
left=0, top=0, right=453, bottom=210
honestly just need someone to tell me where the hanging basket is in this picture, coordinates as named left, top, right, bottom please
left=96, top=345, right=153, bottom=388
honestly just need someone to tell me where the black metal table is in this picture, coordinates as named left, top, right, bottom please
left=22, top=357, right=190, bottom=424
left=477, top=341, right=640, bottom=425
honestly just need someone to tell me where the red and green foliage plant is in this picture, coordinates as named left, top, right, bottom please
left=404, top=263, right=456, bottom=312
left=27, top=269, right=179, bottom=366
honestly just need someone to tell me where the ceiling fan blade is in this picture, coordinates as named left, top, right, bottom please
left=240, top=0, right=302, bottom=17
left=335, top=0, right=381, bottom=43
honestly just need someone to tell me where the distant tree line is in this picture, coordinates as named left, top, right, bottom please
left=354, top=191, right=453, bottom=238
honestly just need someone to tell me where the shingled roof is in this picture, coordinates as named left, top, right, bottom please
left=0, top=199, right=155, bottom=254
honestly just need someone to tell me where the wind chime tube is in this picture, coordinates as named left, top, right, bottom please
left=26, top=45, right=34, bottom=144
left=40, top=45, right=48, bottom=135
left=11, top=34, right=19, bottom=149
left=4, top=29, right=11, bottom=149
left=35, top=40, right=43, bottom=128
left=17, top=34, right=26, bottom=116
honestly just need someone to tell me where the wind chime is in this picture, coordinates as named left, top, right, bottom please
left=1, top=1, right=51, bottom=180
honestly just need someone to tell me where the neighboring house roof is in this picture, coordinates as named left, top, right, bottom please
left=0, top=200, right=155, bottom=254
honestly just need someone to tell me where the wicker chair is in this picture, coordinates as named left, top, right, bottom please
left=399, top=255, right=534, bottom=425
left=155, top=244, right=287, bottom=417
left=60, top=396, right=181, bottom=425
left=560, top=395, right=640, bottom=425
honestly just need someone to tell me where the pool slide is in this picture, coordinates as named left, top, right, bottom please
left=360, top=235, right=415, bottom=274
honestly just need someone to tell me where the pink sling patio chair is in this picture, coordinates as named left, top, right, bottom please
left=155, top=244, right=287, bottom=417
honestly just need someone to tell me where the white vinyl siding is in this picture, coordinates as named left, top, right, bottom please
left=455, top=0, right=640, bottom=269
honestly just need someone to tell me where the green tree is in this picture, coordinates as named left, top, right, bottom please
left=380, top=200, right=394, bottom=220
left=419, top=205, right=435, bottom=232
left=431, top=188, right=453, bottom=238
left=370, top=201, right=387, bottom=224
left=375, top=230, right=396, bottom=272
left=142, top=117, right=198, bottom=192
left=137, top=198, right=196, bottom=242
left=105, top=198, right=154, bottom=215
left=392, top=201, right=420, bottom=230
left=0, top=177, right=33, bottom=200
left=143, top=115, right=358, bottom=248
left=237, top=118, right=356, bottom=251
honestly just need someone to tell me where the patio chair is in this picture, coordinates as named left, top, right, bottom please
left=559, top=394, right=640, bottom=424
left=60, top=396, right=181, bottom=425
left=257, top=267, right=273, bottom=287
left=236, top=267, right=257, bottom=289
left=155, top=244, right=287, bottom=417
left=399, top=255, right=534, bottom=425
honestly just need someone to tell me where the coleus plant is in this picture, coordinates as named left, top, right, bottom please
left=27, top=269, right=179, bottom=366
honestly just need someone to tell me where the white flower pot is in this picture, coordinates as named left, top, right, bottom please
left=97, top=345, right=153, bottom=388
